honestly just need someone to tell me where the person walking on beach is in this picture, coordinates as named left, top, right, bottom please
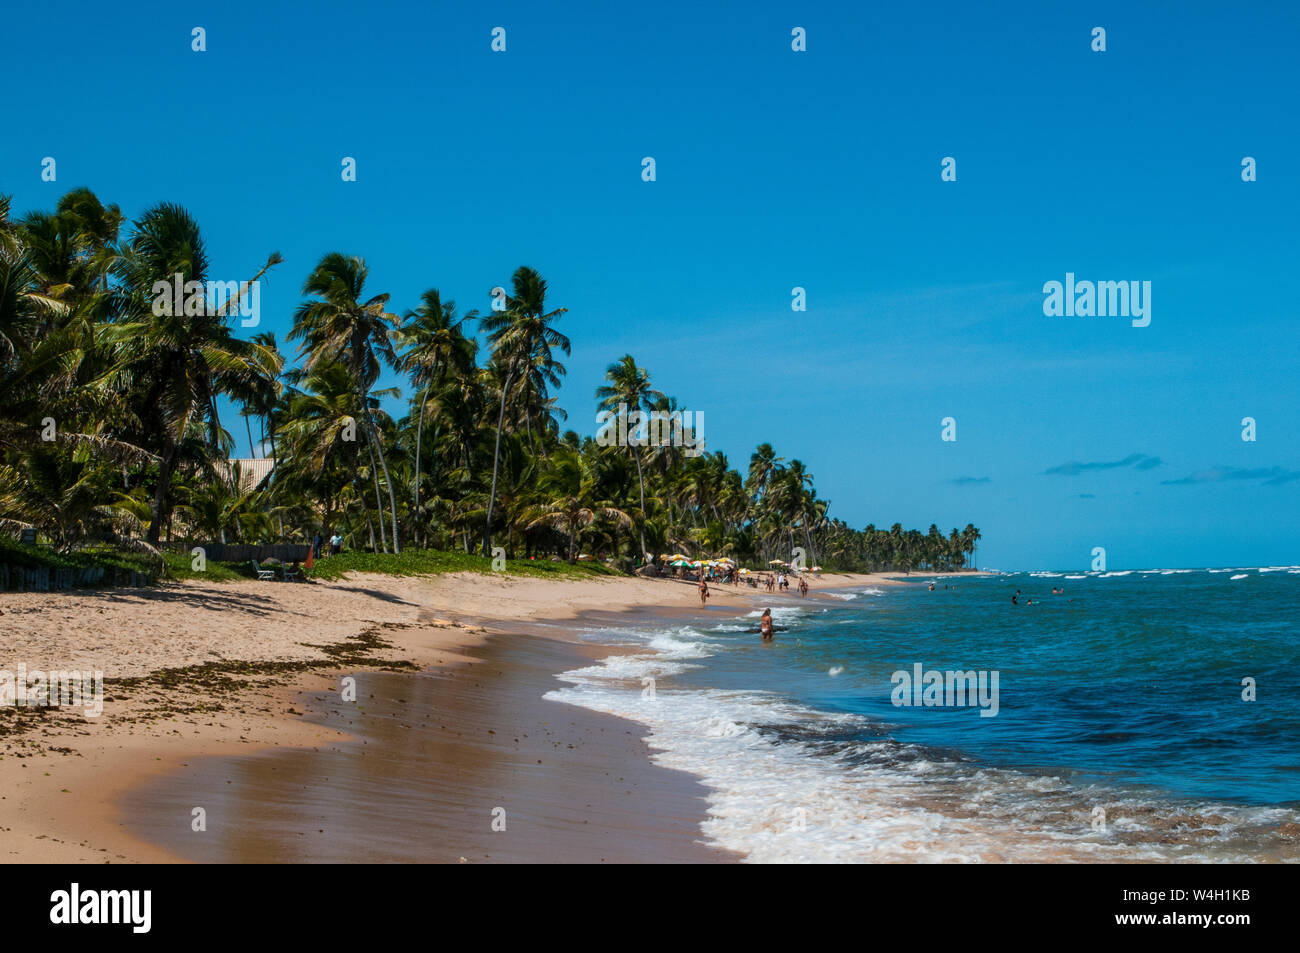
left=698, top=576, right=711, bottom=608
left=798, top=577, right=808, bottom=597
left=312, top=532, right=323, bottom=560
left=760, top=608, right=774, bottom=641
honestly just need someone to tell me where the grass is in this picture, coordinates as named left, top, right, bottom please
left=0, top=537, right=159, bottom=575
left=3, top=535, right=625, bottom=587
left=301, top=548, right=622, bottom=582
left=158, top=546, right=623, bottom=583
left=160, top=550, right=248, bottom=582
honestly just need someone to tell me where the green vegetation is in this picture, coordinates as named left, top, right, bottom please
left=0, top=535, right=157, bottom=574
left=0, top=188, right=981, bottom=581
left=301, top=549, right=620, bottom=582
left=159, top=550, right=247, bottom=582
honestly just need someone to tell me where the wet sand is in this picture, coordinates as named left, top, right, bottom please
left=119, top=634, right=737, bottom=862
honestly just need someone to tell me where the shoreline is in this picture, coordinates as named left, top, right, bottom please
left=1, top=568, right=940, bottom=863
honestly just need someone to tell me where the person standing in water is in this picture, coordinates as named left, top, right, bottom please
left=698, top=576, right=710, bottom=608
left=760, top=608, right=774, bottom=641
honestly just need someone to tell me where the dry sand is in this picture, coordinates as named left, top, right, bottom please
left=0, top=569, right=911, bottom=863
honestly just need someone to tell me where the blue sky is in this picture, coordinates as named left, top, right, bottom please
left=4, top=0, right=1297, bottom=569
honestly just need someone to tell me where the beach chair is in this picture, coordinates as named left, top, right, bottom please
left=251, top=560, right=275, bottom=581
left=282, top=563, right=304, bottom=582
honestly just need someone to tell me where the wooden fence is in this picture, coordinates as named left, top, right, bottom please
left=0, top=543, right=309, bottom=594
left=193, top=543, right=310, bottom=563
left=0, top=564, right=158, bottom=593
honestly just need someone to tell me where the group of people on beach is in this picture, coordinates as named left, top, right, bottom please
left=693, top=568, right=793, bottom=647
left=762, top=572, right=808, bottom=595
left=698, top=572, right=808, bottom=607
left=311, top=533, right=344, bottom=559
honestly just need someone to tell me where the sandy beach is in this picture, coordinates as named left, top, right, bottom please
left=0, top=568, right=912, bottom=863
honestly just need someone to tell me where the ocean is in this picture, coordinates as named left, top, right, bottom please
left=546, top=569, right=1300, bottom=862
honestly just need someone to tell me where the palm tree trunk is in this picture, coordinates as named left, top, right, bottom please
left=481, top=366, right=514, bottom=556
left=365, top=408, right=401, bottom=553
left=414, top=385, right=429, bottom=550
left=365, top=436, right=388, bottom=552
left=148, top=447, right=176, bottom=544
left=802, top=512, right=818, bottom=567
left=634, top=448, right=648, bottom=559
left=244, top=414, right=256, bottom=459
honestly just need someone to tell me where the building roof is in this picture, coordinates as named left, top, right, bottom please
left=222, top=457, right=275, bottom=493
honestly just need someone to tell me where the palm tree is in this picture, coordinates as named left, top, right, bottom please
left=277, top=361, right=377, bottom=547
left=595, top=354, right=664, bottom=560
left=247, top=331, right=283, bottom=463
left=289, top=252, right=402, bottom=551
left=789, top=461, right=822, bottom=567
left=962, top=523, right=981, bottom=570
left=397, top=289, right=477, bottom=548
left=525, top=445, right=631, bottom=562
left=104, top=202, right=282, bottom=542
left=478, top=266, right=569, bottom=556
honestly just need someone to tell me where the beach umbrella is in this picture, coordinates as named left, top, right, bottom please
left=811, top=566, right=823, bottom=572
left=769, top=559, right=786, bottom=566
left=670, top=558, right=690, bottom=567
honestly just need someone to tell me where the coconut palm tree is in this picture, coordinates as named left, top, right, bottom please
left=595, top=354, right=664, bottom=561
left=397, top=288, right=477, bottom=547
left=289, top=252, right=402, bottom=551
left=962, top=523, right=981, bottom=569
left=103, top=202, right=282, bottom=542
left=525, top=445, right=631, bottom=563
left=478, top=266, right=569, bottom=556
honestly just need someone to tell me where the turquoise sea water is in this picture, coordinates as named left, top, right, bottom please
left=548, top=568, right=1300, bottom=862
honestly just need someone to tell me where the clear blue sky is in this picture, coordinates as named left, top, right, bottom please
left=4, top=0, right=1297, bottom=569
